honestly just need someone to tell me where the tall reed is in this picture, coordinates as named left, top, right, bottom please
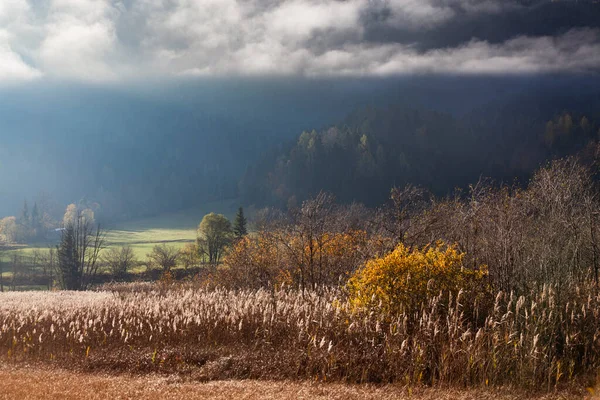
left=0, top=283, right=598, bottom=388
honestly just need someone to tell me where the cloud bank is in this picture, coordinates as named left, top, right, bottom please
left=1, top=0, right=600, bottom=83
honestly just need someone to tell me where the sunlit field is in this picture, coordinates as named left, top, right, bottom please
left=0, top=199, right=242, bottom=278
left=104, top=199, right=241, bottom=261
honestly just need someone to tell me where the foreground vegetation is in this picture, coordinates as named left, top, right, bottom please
left=0, top=282, right=599, bottom=391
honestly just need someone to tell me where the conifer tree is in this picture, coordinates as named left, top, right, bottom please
left=31, top=202, right=40, bottom=232
left=57, top=224, right=79, bottom=290
left=233, top=207, right=248, bottom=239
left=20, top=200, right=30, bottom=227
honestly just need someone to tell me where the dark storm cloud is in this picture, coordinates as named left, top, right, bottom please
left=358, top=0, right=600, bottom=51
left=0, top=0, right=599, bottom=83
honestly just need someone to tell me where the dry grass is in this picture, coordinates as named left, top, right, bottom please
left=0, top=365, right=584, bottom=400
left=1, top=284, right=599, bottom=389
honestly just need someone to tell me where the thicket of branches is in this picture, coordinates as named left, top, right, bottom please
left=223, top=150, right=600, bottom=297
left=392, top=156, right=600, bottom=295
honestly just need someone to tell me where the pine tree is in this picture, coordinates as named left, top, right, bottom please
left=20, top=200, right=30, bottom=227
left=57, top=224, right=79, bottom=290
left=31, top=202, right=40, bottom=232
left=233, top=207, right=248, bottom=239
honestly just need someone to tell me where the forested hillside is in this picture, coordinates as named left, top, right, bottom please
left=241, top=86, right=600, bottom=207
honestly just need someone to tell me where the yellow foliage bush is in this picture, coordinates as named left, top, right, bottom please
left=347, top=241, right=487, bottom=316
left=221, top=233, right=286, bottom=288
left=285, top=230, right=368, bottom=287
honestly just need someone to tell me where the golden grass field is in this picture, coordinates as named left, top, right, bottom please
left=0, top=365, right=586, bottom=400
left=1, top=284, right=599, bottom=392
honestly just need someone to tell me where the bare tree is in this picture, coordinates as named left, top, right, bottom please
left=412, top=156, right=600, bottom=294
left=179, top=243, right=200, bottom=270
left=56, top=212, right=105, bottom=290
left=39, top=247, right=56, bottom=290
left=147, top=244, right=179, bottom=272
left=278, top=192, right=337, bottom=291
left=103, top=246, right=137, bottom=280
left=372, top=184, right=431, bottom=253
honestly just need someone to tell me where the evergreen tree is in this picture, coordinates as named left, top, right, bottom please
left=57, top=224, right=80, bottom=290
left=20, top=200, right=30, bottom=227
left=233, top=207, right=248, bottom=239
left=31, top=202, right=40, bottom=232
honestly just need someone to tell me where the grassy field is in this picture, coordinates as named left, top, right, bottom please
left=0, top=287, right=595, bottom=397
left=104, top=199, right=242, bottom=261
left=0, top=199, right=243, bottom=277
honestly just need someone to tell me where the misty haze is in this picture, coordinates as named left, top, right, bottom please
left=1, top=0, right=600, bottom=398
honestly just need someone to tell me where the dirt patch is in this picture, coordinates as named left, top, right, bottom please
left=0, top=365, right=587, bottom=400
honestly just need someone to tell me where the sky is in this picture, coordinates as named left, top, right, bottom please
left=1, top=0, right=600, bottom=84
left=1, top=0, right=600, bottom=218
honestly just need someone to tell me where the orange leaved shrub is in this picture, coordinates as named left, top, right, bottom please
left=220, top=233, right=285, bottom=289
left=220, top=230, right=368, bottom=289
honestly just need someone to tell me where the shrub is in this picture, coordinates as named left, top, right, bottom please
left=218, top=230, right=368, bottom=290
left=347, top=241, right=487, bottom=316
left=147, top=244, right=179, bottom=272
left=221, top=233, right=285, bottom=288
left=102, top=246, right=137, bottom=280
left=179, top=243, right=200, bottom=270
left=283, top=230, right=368, bottom=288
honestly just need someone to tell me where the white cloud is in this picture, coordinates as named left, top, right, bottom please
left=0, top=31, right=42, bottom=83
left=40, top=21, right=118, bottom=81
left=0, top=0, right=30, bottom=21
left=385, top=0, right=456, bottom=30
left=266, top=0, right=361, bottom=40
left=0, top=0, right=597, bottom=83
left=36, top=0, right=123, bottom=81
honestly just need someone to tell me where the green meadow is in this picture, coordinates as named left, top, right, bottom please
left=104, top=199, right=241, bottom=259
left=1, top=199, right=244, bottom=275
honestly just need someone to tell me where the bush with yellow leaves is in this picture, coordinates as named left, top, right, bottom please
left=220, top=233, right=286, bottom=289
left=347, top=241, right=487, bottom=316
left=218, top=230, right=368, bottom=290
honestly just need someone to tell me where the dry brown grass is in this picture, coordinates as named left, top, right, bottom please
left=0, top=365, right=584, bottom=400
left=2, top=283, right=600, bottom=389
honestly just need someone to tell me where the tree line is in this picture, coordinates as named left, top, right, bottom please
left=240, top=102, right=600, bottom=208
